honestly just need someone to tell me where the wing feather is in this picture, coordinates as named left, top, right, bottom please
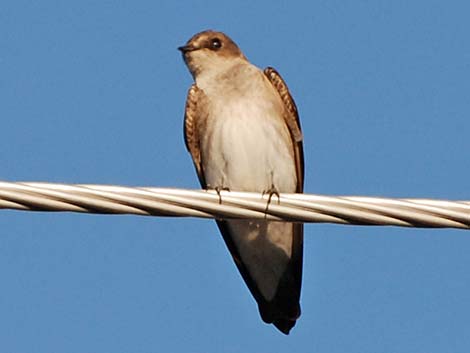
left=264, top=67, right=304, bottom=193
left=263, top=67, right=305, bottom=333
left=184, top=84, right=206, bottom=186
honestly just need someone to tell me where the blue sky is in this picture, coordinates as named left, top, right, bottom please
left=1, top=1, right=470, bottom=352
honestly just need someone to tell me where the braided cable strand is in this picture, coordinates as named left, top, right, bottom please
left=0, top=181, right=469, bottom=229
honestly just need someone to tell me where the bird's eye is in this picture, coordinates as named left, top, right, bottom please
left=210, top=38, right=222, bottom=50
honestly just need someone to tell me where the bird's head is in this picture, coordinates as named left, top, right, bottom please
left=178, top=30, right=247, bottom=79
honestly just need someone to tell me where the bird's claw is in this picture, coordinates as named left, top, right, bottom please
left=262, top=186, right=280, bottom=217
left=208, top=186, right=230, bottom=204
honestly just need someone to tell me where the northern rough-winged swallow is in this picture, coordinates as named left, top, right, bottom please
left=179, top=30, right=304, bottom=334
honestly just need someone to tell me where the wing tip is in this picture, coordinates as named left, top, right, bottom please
left=260, top=307, right=299, bottom=334
left=259, top=300, right=301, bottom=335
left=273, top=318, right=297, bottom=335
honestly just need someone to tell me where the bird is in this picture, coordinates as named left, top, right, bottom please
left=179, top=30, right=304, bottom=334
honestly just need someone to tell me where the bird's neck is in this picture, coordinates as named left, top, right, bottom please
left=195, top=59, right=258, bottom=94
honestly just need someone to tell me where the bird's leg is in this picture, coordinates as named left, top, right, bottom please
left=262, top=184, right=280, bottom=217
left=214, top=186, right=230, bottom=204
left=207, top=183, right=230, bottom=204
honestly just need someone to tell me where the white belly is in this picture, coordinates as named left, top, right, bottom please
left=201, top=100, right=297, bottom=193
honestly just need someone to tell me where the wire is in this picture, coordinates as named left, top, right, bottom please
left=0, top=181, right=469, bottom=229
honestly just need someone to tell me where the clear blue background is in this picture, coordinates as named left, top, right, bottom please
left=1, top=1, right=469, bottom=352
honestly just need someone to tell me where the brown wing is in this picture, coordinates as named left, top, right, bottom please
left=264, top=67, right=304, bottom=193
left=263, top=67, right=305, bottom=333
left=183, top=84, right=206, bottom=186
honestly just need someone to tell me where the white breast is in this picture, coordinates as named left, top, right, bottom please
left=199, top=67, right=297, bottom=193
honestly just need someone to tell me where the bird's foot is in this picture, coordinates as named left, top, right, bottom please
left=262, top=185, right=280, bottom=217
left=207, top=185, right=230, bottom=204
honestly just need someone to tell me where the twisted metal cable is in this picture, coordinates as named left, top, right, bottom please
left=0, top=181, right=469, bottom=229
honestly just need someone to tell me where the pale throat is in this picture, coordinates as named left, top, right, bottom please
left=193, top=55, right=253, bottom=92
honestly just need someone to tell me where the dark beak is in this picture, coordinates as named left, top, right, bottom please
left=178, top=44, right=197, bottom=53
